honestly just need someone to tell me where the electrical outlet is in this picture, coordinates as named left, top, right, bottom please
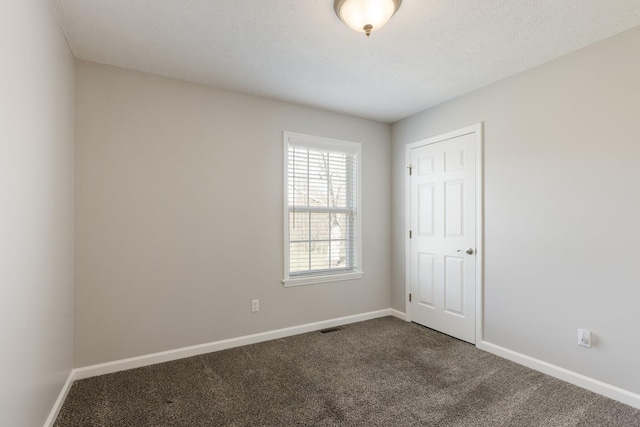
left=251, top=299, right=259, bottom=313
left=578, top=329, right=591, bottom=348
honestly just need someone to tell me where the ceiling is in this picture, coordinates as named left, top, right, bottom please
left=52, top=0, right=640, bottom=123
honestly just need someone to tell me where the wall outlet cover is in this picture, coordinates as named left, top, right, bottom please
left=578, top=329, right=591, bottom=348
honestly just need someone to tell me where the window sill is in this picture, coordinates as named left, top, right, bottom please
left=282, top=271, right=364, bottom=287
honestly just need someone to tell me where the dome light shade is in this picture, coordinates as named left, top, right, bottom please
left=334, top=0, right=402, bottom=37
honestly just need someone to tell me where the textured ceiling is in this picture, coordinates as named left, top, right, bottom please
left=52, top=0, right=640, bottom=123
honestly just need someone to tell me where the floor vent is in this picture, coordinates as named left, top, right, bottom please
left=319, top=326, right=343, bottom=334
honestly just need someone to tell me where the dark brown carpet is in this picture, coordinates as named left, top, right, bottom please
left=55, top=317, right=640, bottom=426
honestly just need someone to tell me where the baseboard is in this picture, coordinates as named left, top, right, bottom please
left=74, top=308, right=393, bottom=381
left=43, top=370, right=74, bottom=427
left=390, top=309, right=407, bottom=321
left=477, top=341, right=640, bottom=409
left=45, top=313, right=640, bottom=425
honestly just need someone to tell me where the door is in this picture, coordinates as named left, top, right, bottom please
left=409, top=127, right=479, bottom=344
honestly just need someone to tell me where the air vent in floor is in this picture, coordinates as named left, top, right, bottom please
left=319, top=326, right=343, bottom=334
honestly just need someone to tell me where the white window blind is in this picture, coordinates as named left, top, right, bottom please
left=283, top=132, right=362, bottom=286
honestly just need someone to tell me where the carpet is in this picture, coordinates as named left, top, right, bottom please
left=55, top=317, right=640, bottom=426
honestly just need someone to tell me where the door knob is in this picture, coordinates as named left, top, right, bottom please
left=457, top=248, right=474, bottom=255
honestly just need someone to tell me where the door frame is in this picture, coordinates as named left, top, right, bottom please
left=405, top=123, right=484, bottom=345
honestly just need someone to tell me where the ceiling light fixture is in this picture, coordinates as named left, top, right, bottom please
left=334, top=0, right=402, bottom=37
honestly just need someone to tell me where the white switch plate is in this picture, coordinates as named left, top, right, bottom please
left=578, top=329, right=591, bottom=348
left=251, top=299, right=259, bottom=313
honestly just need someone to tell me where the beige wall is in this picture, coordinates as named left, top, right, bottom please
left=392, top=26, right=640, bottom=394
left=0, top=1, right=75, bottom=425
left=74, top=61, right=391, bottom=367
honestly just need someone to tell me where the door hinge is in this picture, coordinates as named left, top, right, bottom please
left=409, top=293, right=412, bottom=302
left=409, top=230, right=412, bottom=239
left=408, top=166, right=413, bottom=176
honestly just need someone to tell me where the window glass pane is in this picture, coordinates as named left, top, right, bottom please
left=289, top=242, right=309, bottom=273
left=310, top=241, right=330, bottom=271
left=330, top=239, right=348, bottom=269
left=288, top=147, right=309, bottom=207
left=289, top=212, right=309, bottom=242
left=331, top=213, right=347, bottom=240
left=310, top=213, right=330, bottom=241
left=328, top=152, right=347, bottom=208
left=308, top=149, right=329, bottom=208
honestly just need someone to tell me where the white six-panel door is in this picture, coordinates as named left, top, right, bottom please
left=409, top=127, right=479, bottom=344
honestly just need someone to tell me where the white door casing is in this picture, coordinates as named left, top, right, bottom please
left=406, top=124, right=483, bottom=344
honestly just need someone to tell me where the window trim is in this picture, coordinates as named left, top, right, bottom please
left=282, top=132, right=363, bottom=287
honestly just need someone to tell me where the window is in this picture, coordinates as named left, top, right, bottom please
left=283, top=132, right=363, bottom=286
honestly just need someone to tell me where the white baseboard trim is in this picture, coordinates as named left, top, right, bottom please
left=46, top=309, right=392, bottom=425
left=477, top=340, right=640, bottom=409
left=73, top=308, right=393, bottom=381
left=43, top=370, right=74, bottom=427
left=48, top=312, right=639, bottom=425
left=390, top=309, right=407, bottom=321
